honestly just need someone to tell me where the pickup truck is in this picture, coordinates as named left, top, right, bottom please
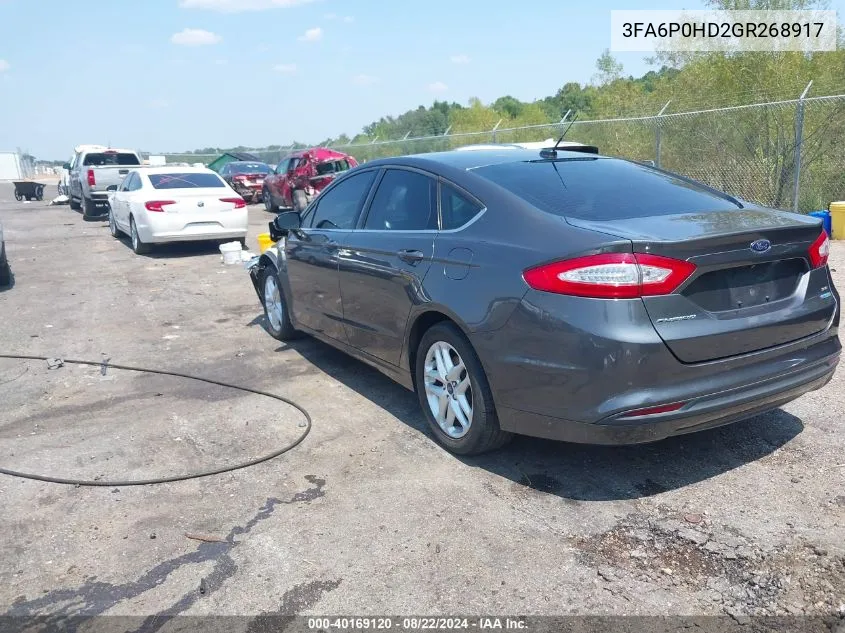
left=66, top=148, right=144, bottom=218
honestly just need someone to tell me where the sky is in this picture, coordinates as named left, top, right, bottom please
left=0, top=0, right=840, bottom=159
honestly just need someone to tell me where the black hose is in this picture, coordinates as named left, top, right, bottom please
left=0, top=354, right=311, bottom=487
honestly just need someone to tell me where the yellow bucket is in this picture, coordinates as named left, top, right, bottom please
left=830, top=201, right=845, bottom=240
left=257, top=233, right=276, bottom=254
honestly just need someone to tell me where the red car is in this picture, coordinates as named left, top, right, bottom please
left=263, top=148, right=358, bottom=212
left=219, top=161, right=273, bottom=204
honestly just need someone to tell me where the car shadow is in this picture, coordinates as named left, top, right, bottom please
left=275, top=327, right=804, bottom=502
left=112, top=235, right=230, bottom=259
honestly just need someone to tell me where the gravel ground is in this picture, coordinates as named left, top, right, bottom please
left=0, top=181, right=843, bottom=629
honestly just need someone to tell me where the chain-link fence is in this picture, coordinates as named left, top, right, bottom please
left=161, top=91, right=845, bottom=213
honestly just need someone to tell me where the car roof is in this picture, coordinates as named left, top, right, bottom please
left=284, top=147, right=351, bottom=161
left=362, top=148, right=606, bottom=172
left=139, top=166, right=219, bottom=175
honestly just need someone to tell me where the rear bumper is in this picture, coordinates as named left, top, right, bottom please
left=474, top=288, right=841, bottom=445
left=137, top=211, right=249, bottom=244
left=496, top=351, right=838, bottom=444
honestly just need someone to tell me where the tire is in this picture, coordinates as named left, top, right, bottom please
left=0, top=250, right=10, bottom=287
left=264, top=187, right=276, bottom=213
left=130, top=216, right=151, bottom=255
left=108, top=207, right=122, bottom=238
left=14, top=191, right=22, bottom=202
left=261, top=265, right=299, bottom=341
left=415, top=322, right=512, bottom=455
left=36, top=186, right=44, bottom=201
left=82, top=196, right=99, bottom=219
left=292, top=189, right=309, bottom=213
left=69, top=196, right=81, bottom=211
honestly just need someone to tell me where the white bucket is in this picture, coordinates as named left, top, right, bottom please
left=219, top=241, right=243, bottom=265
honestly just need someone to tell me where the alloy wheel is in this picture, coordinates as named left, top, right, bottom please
left=264, top=274, right=284, bottom=331
left=423, top=341, right=473, bottom=438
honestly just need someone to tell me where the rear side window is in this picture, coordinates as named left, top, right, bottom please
left=440, top=183, right=483, bottom=230
left=148, top=173, right=225, bottom=189
left=83, top=152, right=141, bottom=166
left=364, top=169, right=437, bottom=231
left=315, top=159, right=351, bottom=176
left=473, top=158, right=742, bottom=221
left=308, top=170, right=377, bottom=230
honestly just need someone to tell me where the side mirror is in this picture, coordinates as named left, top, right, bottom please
left=269, top=211, right=301, bottom=240
left=63, top=163, right=71, bottom=170
left=106, top=185, right=118, bottom=192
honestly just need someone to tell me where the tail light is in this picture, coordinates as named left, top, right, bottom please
left=220, top=197, right=246, bottom=209
left=809, top=231, right=830, bottom=269
left=523, top=253, right=696, bottom=299
left=145, top=200, right=176, bottom=212
left=87, top=169, right=96, bottom=187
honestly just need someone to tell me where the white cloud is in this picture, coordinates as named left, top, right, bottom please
left=170, top=28, right=222, bottom=46
left=273, top=63, right=297, bottom=74
left=450, top=54, right=470, bottom=64
left=298, top=27, right=323, bottom=42
left=428, top=81, right=448, bottom=93
left=352, top=74, right=379, bottom=86
left=179, top=0, right=314, bottom=13
left=342, top=16, right=354, bottom=23
left=148, top=98, right=169, bottom=109
left=0, top=60, right=9, bottom=72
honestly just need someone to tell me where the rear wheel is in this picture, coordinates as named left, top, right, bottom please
left=69, top=195, right=81, bottom=211
left=130, top=216, right=151, bottom=255
left=0, top=250, right=10, bottom=287
left=261, top=265, right=298, bottom=341
left=292, top=189, right=310, bottom=212
left=415, top=322, right=512, bottom=455
left=108, top=207, right=122, bottom=238
left=82, top=196, right=98, bottom=219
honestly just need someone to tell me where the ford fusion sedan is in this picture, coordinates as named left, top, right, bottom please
left=107, top=167, right=248, bottom=255
left=249, top=147, right=840, bottom=455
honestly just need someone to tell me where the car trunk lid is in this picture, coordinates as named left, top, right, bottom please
left=567, top=210, right=835, bottom=363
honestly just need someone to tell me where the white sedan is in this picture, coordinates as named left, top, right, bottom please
left=106, top=167, right=248, bottom=254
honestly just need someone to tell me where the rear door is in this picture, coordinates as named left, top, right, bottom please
left=339, top=167, right=438, bottom=365
left=284, top=169, right=378, bottom=340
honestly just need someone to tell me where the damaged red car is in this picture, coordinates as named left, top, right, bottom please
left=219, top=161, right=273, bottom=204
left=263, top=148, right=358, bottom=212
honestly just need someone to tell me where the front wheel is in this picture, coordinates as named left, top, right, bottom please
left=261, top=265, right=299, bottom=341
left=264, top=187, right=277, bottom=213
left=415, top=322, right=512, bottom=455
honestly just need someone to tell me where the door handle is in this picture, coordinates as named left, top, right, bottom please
left=398, top=249, right=425, bottom=264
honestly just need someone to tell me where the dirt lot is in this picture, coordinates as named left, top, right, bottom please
left=0, top=180, right=843, bottom=628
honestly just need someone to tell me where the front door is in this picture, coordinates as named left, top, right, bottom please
left=339, top=168, right=438, bottom=365
left=284, top=169, right=379, bottom=341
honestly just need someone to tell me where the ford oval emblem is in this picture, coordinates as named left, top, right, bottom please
left=750, top=239, right=771, bottom=253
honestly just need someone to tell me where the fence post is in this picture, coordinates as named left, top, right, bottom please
left=792, top=81, right=813, bottom=213
left=654, top=101, right=671, bottom=168
left=491, top=119, right=503, bottom=143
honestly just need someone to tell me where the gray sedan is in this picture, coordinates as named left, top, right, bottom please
left=250, top=146, right=841, bottom=455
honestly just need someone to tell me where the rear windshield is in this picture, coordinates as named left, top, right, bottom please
left=229, top=162, right=271, bottom=174
left=315, top=159, right=351, bottom=176
left=473, top=158, right=742, bottom=221
left=83, top=152, right=141, bottom=166
left=148, top=173, right=225, bottom=189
